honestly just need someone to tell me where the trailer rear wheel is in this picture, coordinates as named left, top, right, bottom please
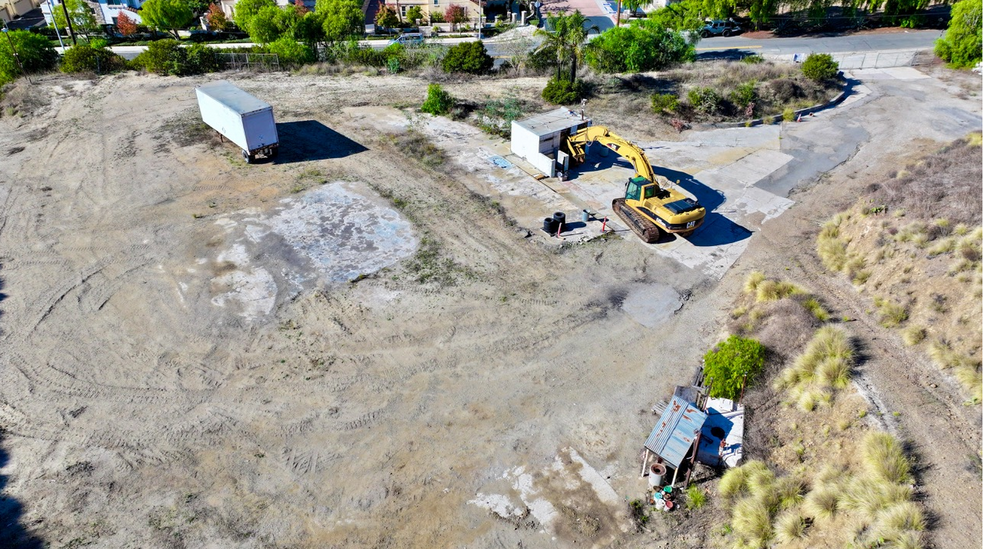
left=242, top=150, right=253, bottom=164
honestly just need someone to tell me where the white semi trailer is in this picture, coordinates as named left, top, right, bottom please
left=195, top=80, right=279, bottom=163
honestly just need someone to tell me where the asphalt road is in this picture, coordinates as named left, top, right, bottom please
left=104, top=28, right=944, bottom=61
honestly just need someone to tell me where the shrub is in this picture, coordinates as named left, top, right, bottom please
left=901, top=326, right=926, bottom=346
left=934, top=0, right=982, bottom=68
left=421, top=83, right=454, bottom=115
left=743, top=271, right=766, bottom=294
left=703, top=335, right=766, bottom=400
left=687, top=86, right=720, bottom=114
left=441, top=41, right=492, bottom=74
left=541, top=76, right=584, bottom=104
left=651, top=92, right=678, bottom=114
left=266, top=36, right=315, bottom=66
left=183, top=43, right=222, bottom=73
left=741, top=54, right=764, bottom=64
left=803, top=485, right=839, bottom=521
left=131, top=38, right=184, bottom=75
left=782, top=107, right=796, bottom=121
left=731, top=498, right=772, bottom=546
left=585, top=22, right=695, bottom=73
left=729, top=80, right=757, bottom=109
left=685, top=485, right=706, bottom=509
left=801, top=53, right=839, bottom=82
left=755, top=279, right=803, bottom=302
left=878, top=301, right=908, bottom=328
left=60, top=44, right=127, bottom=74
left=0, top=30, right=58, bottom=86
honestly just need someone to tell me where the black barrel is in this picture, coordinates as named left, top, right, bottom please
left=543, top=217, right=559, bottom=234
left=552, top=212, right=566, bottom=233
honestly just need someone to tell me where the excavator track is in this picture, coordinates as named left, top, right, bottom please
left=613, top=198, right=662, bottom=243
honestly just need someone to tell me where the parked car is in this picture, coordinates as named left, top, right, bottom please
left=701, top=19, right=742, bottom=37
left=388, top=33, right=425, bottom=46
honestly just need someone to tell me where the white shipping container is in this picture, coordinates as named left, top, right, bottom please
left=195, top=81, right=279, bottom=163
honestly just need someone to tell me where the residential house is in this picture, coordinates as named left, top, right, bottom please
left=1, top=0, right=40, bottom=23
left=41, top=0, right=142, bottom=27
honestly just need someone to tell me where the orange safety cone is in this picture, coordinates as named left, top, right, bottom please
left=796, top=113, right=802, bottom=122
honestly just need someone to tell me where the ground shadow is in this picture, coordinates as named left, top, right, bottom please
left=273, top=121, right=369, bottom=165
left=696, top=49, right=761, bottom=62
left=0, top=433, right=44, bottom=548
left=652, top=165, right=753, bottom=247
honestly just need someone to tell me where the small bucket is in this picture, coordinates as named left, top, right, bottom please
left=581, top=209, right=590, bottom=223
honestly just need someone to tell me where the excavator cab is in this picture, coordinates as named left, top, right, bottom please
left=625, top=176, right=670, bottom=203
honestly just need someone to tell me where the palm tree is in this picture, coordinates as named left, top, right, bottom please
left=535, top=10, right=597, bottom=83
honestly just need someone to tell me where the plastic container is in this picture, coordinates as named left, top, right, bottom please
left=581, top=209, right=590, bottom=222
left=648, top=463, right=666, bottom=487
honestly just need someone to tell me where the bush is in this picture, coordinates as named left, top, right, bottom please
left=541, top=76, right=584, bottom=105
left=266, top=36, right=314, bottom=66
left=703, top=335, right=766, bottom=400
left=687, top=86, right=720, bottom=114
left=0, top=29, right=58, bottom=86
left=421, top=83, right=454, bottom=115
left=935, top=0, right=983, bottom=68
left=441, top=40, right=492, bottom=74
left=183, top=43, right=222, bottom=73
left=801, top=53, right=839, bottom=82
left=131, top=39, right=224, bottom=75
left=60, top=44, right=127, bottom=74
left=729, top=80, right=757, bottom=109
left=585, top=22, right=695, bottom=73
left=651, top=92, right=679, bottom=114
left=131, top=38, right=184, bottom=75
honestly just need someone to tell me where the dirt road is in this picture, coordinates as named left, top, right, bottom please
left=0, top=63, right=979, bottom=548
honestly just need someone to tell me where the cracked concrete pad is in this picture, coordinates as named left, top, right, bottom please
left=620, top=284, right=684, bottom=328
left=209, top=182, right=417, bottom=319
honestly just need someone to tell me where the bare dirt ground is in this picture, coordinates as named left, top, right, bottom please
left=0, top=61, right=979, bottom=549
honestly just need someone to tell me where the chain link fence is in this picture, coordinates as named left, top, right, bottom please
left=218, top=53, right=281, bottom=72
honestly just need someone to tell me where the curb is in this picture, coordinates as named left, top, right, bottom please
left=702, top=73, right=851, bottom=129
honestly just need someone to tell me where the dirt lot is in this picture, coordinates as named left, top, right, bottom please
left=0, top=62, right=980, bottom=548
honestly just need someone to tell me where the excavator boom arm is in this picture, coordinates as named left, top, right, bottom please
left=565, top=126, right=658, bottom=184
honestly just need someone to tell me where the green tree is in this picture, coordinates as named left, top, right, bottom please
left=249, top=5, right=281, bottom=43
left=703, top=335, right=766, bottom=401
left=140, top=0, right=196, bottom=38
left=294, top=11, right=327, bottom=46
left=316, top=0, right=364, bottom=42
left=406, top=5, right=423, bottom=22
left=232, top=0, right=275, bottom=32
left=585, top=20, right=695, bottom=73
left=535, top=10, right=595, bottom=83
left=52, top=0, right=99, bottom=40
left=647, top=0, right=704, bottom=31
left=935, top=0, right=982, bottom=68
left=0, top=29, right=59, bottom=86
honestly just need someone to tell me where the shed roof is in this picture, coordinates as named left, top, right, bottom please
left=513, top=107, right=589, bottom=137
left=196, top=80, right=271, bottom=115
left=644, top=395, right=707, bottom=468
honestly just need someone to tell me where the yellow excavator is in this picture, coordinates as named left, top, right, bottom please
left=562, top=126, right=705, bottom=243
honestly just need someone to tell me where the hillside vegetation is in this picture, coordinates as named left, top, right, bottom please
left=816, top=134, right=983, bottom=401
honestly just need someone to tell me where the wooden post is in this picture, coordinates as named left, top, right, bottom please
left=641, top=448, right=651, bottom=478
left=670, top=465, right=679, bottom=487
left=684, top=432, right=702, bottom=487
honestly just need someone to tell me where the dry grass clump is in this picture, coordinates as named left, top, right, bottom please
left=861, top=432, right=913, bottom=485
left=875, top=298, right=909, bottom=328
left=901, top=326, right=926, bottom=346
left=773, top=511, right=806, bottom=543
left=775, top=327, right=854, bottom=409
left=802, top=484, right=840, bottom=521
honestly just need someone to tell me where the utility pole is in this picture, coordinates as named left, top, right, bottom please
left=47, top=0, right=66, bottom=49
left=1, top=24, right=31, bottom=84
left=59, top=0, right=77, bottom=45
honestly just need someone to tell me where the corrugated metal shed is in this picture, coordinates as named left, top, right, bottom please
left=644, top=395, right=708, bottom=468
left=196, top=80, right=271, bottom=116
